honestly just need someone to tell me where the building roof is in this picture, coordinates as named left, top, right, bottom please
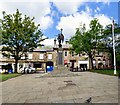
left=54, top=43, right=72, bottom=49
left=33, top=47, right=54, bottom=52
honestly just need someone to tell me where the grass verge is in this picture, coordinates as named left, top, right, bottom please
left=0, top=73, right=22, bottom=82
left=90, top=69, right=120, bottom=76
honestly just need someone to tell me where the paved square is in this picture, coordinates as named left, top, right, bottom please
left=1, top=69, right=118, bottom=104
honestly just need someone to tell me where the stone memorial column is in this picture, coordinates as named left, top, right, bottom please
left=57, top=48, right=63, bottom=65
left=57, top=28, right=64, bottom=66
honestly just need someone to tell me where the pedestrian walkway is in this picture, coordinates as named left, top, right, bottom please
left=42, top=66, right=80, bottom=77
left=1, top=67, right=118, bottom=104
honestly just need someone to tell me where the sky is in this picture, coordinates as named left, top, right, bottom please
left=0, top=0, right=119, bottom=46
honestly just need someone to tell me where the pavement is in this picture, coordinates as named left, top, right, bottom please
left=1, top=67, right=118, bottom=104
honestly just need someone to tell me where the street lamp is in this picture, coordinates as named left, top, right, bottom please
left=112, top=20, right=116, bottom=75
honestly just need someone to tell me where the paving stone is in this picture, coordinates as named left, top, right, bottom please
left=48, top=96, right=62, bottom=103
left=36, top=94, right=49, bottom=100
left=91, top=95, right=118, bottom=103
left=73, top=97, right=85, bottom=103
left=61, top=95, right=75, bottom=100
left=25, top=98, right=48, bottom=103
left=56, top=99, right=75, bottom=103
left=42, top=89, right=52, bottom=95
left=27, top=92, right=37, bottom=100
left=1, top=69, right=118, bottom=104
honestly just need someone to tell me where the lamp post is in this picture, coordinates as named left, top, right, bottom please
left=112, top=20, right=116, bottom=75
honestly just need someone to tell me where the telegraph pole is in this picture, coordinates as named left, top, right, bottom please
left=112, top=20, right=116, bottom=75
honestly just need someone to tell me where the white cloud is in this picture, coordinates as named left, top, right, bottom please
left=95, top=14, right=112, bottom=28
left=0, top=0, right=50, bottom=2
left=96, top=7, right=100, bottom=11
left=39, top=16, right=53, bottom=30
left=56, top=10, right=93, bottom=39
left=85, top=6, right=93, bottom=14
left=96, top=0, right=109, bottom=3
left=0, top=1, right=52, bottom=30
left=0, top=0, right=116, bottom=44
left=95, top=7, right=100, bottom=13
left=53, top=0, right=118, bottom=2
left=40, top=37, right=55, bottom=46
left=51, top=0, right=112, bottom=15
left=52, top=0, right=84, bottom=15
left=56, top=6, right=112, bottom=39
left=41, top=35, right=67, bottom=47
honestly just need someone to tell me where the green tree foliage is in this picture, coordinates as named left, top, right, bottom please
left=69, top=19, right=103, bottom=69
left=0, top=9, right=46, bottom=73
left=102, top=23, right=120, bottom=67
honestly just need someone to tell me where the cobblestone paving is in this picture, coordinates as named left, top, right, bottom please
left=1, top=68, right=118, bottom=104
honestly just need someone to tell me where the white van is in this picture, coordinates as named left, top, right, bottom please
left=19, top=66, right=36, bottom=74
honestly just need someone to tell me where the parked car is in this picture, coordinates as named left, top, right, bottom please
left=0, top=68, right=8, bottom=74
left=19, top=66, right=36, bottom=74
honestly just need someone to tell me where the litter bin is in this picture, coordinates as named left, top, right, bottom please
left=8, top=69, right=13, bottom=73
left=47, top=66, right=54, bottom=72
left=50, top=66, right=53, bottom=71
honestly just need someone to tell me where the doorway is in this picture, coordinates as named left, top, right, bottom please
left=80, top=64, right=87, bottom=70
left=70, top=60, right=76, bottom=68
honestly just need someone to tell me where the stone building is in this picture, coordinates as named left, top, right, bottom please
left=0, top=46, right=57, bottom=73
left=0, top=42, right=111, bottom=73
left=53, top=41, right=111, bottom=70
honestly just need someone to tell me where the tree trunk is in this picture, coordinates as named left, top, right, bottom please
left=90, top=57, right=94, bottom=70
left=89, top=54, right=94, bottom=70
left=14, top=59, right=18, bottom=73
left=14, top=51, right=19, bottom=73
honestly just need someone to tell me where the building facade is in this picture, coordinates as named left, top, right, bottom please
left=0, top=42, right=111, bottom=73
left=54, top=41, right=111, bottom=70
left=0, top=46, right=57, bottom=73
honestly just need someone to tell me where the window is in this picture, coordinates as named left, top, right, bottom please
left=0, top=53, right=2, bottom=59
left=48, top=54, right=52, bottom=60
left=39, top=54, right=44, bottom=59
left=28, top=53, right=32, bottom=59
left=33, top=63, right=42, bottom=68
left=103, top=60, right=106, bottom=65
left=98, top=51, right=99, bottom=55
left=65, top=51, right=67, bottom=56
left=72, top=52, right=74, bottom=56
left=19, top=64, right=23, bottom=69
left=79, top=53, right=81, bottom=56
left=98, top=59, right=101, bottom=61
left=10, top=55, right=14, bottom=59
left=82, top=53, right=86, bottom=56
left=99, top=52, right=103, bottom=55
left=21, top=56, right=25, bottom=59
left=2, top=55, right=6, bottom=59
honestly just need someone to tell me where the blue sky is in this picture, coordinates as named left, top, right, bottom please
left=44, top=2, right=118, bottom=38
left=0, top=0, right=119, bottom=46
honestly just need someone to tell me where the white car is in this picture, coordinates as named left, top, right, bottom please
left=0, top=68, right=8, bottom=74
left=19, top=67, right=36, bottom=74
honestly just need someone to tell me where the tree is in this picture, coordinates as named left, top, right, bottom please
left=102, top=23, right=120, bottom=68
left=69, top=19, right=103, bottom=69
left=116, top=49, right=120, bottom=68
left=0, top=9, right=46, bottom=73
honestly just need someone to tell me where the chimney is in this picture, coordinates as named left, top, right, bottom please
left=54, top=38, right=57, bottom=47
left=65, top=40, right=68, bottom=44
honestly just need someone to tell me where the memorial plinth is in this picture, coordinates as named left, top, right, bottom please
left=57, top=48, right=64, bottom=66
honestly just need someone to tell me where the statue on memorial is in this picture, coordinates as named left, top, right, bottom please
left=57, top=29, right=64, bottom=48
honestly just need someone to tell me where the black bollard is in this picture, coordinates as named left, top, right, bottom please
left=119, top=72, right=120, bottom=79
